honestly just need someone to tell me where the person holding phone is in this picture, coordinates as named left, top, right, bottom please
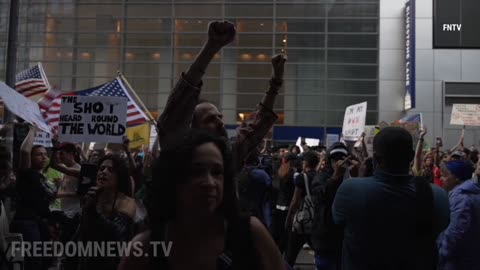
left=310, top=142, right=352, bottom=270
left=65, top=155, right=136, bottom=270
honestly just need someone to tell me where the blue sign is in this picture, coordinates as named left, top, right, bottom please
left=404, top=0, right=416, bottom=110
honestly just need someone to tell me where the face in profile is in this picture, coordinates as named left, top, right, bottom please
left=177, top=142, right=224, bottom=217
left=440, top=166, right=459, bottom=191
left=31, top=147, right=48, bottom=170
left=195, top=103, right=228, bottom=139
left=96, top=159, right=118, bottom=191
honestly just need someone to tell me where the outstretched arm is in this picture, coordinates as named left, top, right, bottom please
left=450, top=126, right=465, bottom=152
left=413, top=128, right=427, bottom=175
left=183, top=21, right=235, bottom=86
left=157, top=21, right=236, bottom=148
left=235, top=54, right=286, bottom=169
left=261, top=54, right=287, bottom=110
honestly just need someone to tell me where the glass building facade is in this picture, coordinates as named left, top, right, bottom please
left=0, top=0, right=379, bottom=139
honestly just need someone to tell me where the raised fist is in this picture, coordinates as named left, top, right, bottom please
left=420, top=127, right=427, bottom=139
left=208, top=21, right=236, bottom=48
left=271, top=54, right=287, bottom=80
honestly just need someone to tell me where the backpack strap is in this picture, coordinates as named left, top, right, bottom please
left=303, top=173, right=312, bottom=201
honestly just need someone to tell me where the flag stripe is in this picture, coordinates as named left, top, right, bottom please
left=24, top=88, right=49, bottom=98
left=16, top=80, right=46, bottom=91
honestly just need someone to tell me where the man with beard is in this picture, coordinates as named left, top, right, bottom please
left=157, top=21, right=286, bottom=171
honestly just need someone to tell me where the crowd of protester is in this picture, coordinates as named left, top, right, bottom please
left=0, top=21, right=479, bottom=270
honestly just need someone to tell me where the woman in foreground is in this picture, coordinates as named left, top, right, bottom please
left=119, top=129, right=285, bottom=270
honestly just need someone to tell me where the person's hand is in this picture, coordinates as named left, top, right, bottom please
left=271, top=54, right=287, bottom=80
left=207, top=21, right=236, bottom=49
left=420, top=128, right=427, bottom=140
left=332, top=156, right=351, bottom=180
left=350, top=159, right=361, bottom=170
left=82, top=186, right=101, bottom=212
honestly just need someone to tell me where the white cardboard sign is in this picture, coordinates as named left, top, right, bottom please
left=450, top=104, right=480, bottom=126
left=342, top=102, right=367, bottom=141
left=34, top=131, right=53, bottom=147
left=58, top=96, right=127, bottom=143
left=0, top=82, right=51, bottom=133
left=305, top=138, right=320, bottom=147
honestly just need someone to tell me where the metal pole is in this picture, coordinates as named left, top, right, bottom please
left=4, top=0, right=20, bottom=111
left=3, top=0, right=20, bottom=169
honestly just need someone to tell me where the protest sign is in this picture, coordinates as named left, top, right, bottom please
left=450, top=104, right=480, bottom=126
left=126, top=123, right=150, bottom=150
left=295, top=137, right=304, bottom=153
left=33, top=131, right=53, bottom=147
left=342, top=102, right=367, bottom=141
left=305, top=138, right=320, bottom=147
left=58, top=96, right=127, bottom=143
left=0, top=82, right=51, bottom=133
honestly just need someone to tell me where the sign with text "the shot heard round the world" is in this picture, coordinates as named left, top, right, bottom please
left=58, top=96, right=127, bottom=143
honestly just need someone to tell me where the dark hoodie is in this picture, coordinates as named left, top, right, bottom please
left=310, top=142, right=349, bottom=256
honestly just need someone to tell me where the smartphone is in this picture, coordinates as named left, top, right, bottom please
left=436, top=137, right=443, bottom=147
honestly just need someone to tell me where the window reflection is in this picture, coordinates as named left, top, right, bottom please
left=1, top=0, right=380, bottom=127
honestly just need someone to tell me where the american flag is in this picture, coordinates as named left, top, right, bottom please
left=15, top=64, right=50, bottom=99
left=0, top=64, right=50, bottom=105
left=40, top=77, right=150, bottom=133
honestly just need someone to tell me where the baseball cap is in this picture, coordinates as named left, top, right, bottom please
left=445, top=160, right=474, bottom=181
left=451, top=150, right=465, bottom=159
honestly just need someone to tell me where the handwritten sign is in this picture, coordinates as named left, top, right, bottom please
left=58, top=96, right=127, bottom=143
left=450, top=104, right=480, bottom=126
left=33, top=131, right=53, bottom=147
left=342, top=102, right=367, bottom=141
left=0, top=82, right=51, bottom=133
